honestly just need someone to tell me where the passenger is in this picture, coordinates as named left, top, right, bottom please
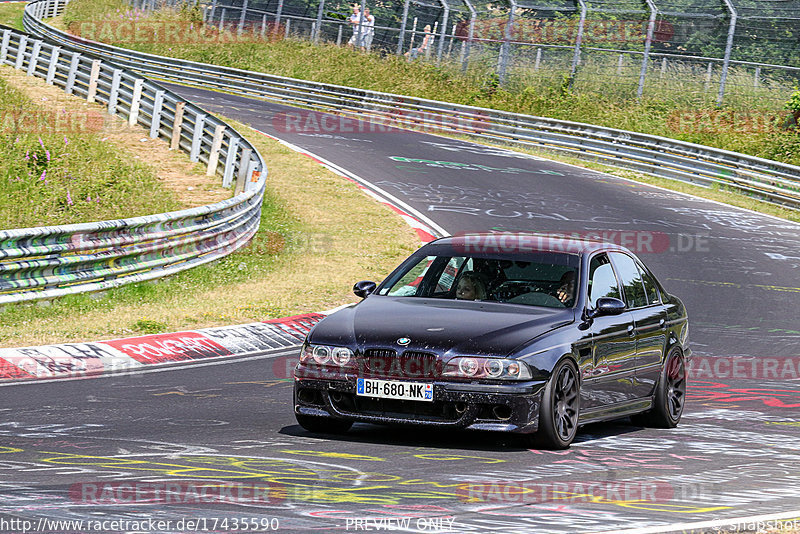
left=456, top=271, right=487, bottom=300
left=555, top=271, right=576, bottom=306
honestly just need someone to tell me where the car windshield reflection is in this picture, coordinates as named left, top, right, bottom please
left=377, top=253, right=580, bottom=309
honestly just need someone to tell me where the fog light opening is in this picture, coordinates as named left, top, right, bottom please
left=454, top=402, right=468, bottom=414
left=492, top=405, right=512, bottom=421
left=298, top=388, right=318, bottom=404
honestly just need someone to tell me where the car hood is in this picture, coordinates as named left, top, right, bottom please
left=309, top=296, right=575, bottom=357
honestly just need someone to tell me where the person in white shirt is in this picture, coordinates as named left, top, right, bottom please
left=362, top=7, right=375, bottom=50
left=347, top=5, right=363, bottom=48
left=405, top=25, right=433, bottom=60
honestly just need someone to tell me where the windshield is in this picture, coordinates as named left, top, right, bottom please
left=378, top=252, right=580, bottom=309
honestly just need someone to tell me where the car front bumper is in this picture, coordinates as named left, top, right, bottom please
left=294, top=372, right=548, bottom=434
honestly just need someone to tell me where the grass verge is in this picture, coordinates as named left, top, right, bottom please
left=0, top=67, right=189, bottom=228
left=0, top=117, right=419, bottom=348
left=53, top=0, right=800, bottom=167
left=0, top=1, right=24, bottom=30
left=0, top=61, right=420, bottom=347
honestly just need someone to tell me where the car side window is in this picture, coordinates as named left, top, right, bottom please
left=588, top=254, right=621, bottom=308
left=435, top=257, right=468, bottom=293
left=636, top=262, right=661, bottom=305
left=384, top=256, right=436, bottom=296
left=609, top=252, right=648, bottom=309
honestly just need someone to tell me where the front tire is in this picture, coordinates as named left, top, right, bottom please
left=530, top=358, right=580, bottom=449
left=295, top=413, right=353, bottom=434
left=631, top=347, right=686, bottom=428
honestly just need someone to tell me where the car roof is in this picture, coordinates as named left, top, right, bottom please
left=427, top=233, right=631, bottom=256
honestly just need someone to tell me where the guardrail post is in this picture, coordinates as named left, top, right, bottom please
left=65, top=52, right=81, bottom=95
left=15, top=35, right=28, bottom=70
left=108, top=68, right=122, bottom=114
left=336, top=24, right=342, bottom=45
left=26, top=40, right=42, bottom=76
left=209, top=0, right=217, bottom=21
left=754, top=66, right=760, bottom=88
left=150, top=89, right=165, bottom=138
left=190, top=113, right=206, bottom=161
left=285, top=19, right=291, bottom=38
left=218, top=8, right=225, bottom=32
left=660, top=57, right=667, bottom=78
left=245, top=159, right=260, bottom=192
left=46, top=46, right=60, bottom=84
left=207, top=124, right=226, bottom=176
left=223, top=136, right=240, bottom=188
left=261, top=14, right=267, bottom=38
left=534, top=47, right=541, bottom=70
left=86, top=59, right=101, bottom=102
left=235, top=147, right=253, bottom=195
left=0, top=30, right=10, bottom=64
left=171, top=101, right=186, bottom=150
left=128, top=78, right=144, bottom=126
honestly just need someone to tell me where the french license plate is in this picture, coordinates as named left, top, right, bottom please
left=356, top=378, right=433, bottom=402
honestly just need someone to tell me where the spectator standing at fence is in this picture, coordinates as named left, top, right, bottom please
left=347, top=5, right=363, bottom=48
left=405, top=24, right=433, bottom=60
left=362, top=7, right=375, bottom=51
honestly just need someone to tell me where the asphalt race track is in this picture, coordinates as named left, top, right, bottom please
left=0, top=84, right=798, bottom=534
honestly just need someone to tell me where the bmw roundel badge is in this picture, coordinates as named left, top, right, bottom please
left=397, top=337, right=411, bottom=346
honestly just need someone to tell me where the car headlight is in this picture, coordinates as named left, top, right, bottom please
left=300, top=343, right=354, bottom=369
left=444, top=357, right=532, bottom=380
left=331, top=347, right=352, bottom=366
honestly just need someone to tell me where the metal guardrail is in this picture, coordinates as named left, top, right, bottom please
left=24, top=0, right=800, bottom=210
left=0, top=8, right=267, bottom=304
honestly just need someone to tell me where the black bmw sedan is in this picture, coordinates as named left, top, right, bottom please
left=293, top=233, right=689, bottom=449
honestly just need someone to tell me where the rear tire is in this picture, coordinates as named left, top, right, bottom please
left=295, top=413, right=353, bottom=434
left=630, top=347, right=686, bottom=428
left=529, top=358, right=580, bottom=449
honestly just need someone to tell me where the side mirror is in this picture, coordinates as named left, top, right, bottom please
left=353, top=280, right=377, bottom=299
left=587, top=297, right=626, bottom=319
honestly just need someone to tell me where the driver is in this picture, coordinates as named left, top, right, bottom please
left=555, top=271, right=576, bottom=306
left=456, top=272, right=487, bottom=300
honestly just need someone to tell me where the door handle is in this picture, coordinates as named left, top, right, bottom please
left=627, top=324, right=635, bottom=337
left=659, top=318, right=666, bottom=330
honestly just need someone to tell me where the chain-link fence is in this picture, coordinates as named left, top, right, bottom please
left=135, top=0, right=800, bottom=107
